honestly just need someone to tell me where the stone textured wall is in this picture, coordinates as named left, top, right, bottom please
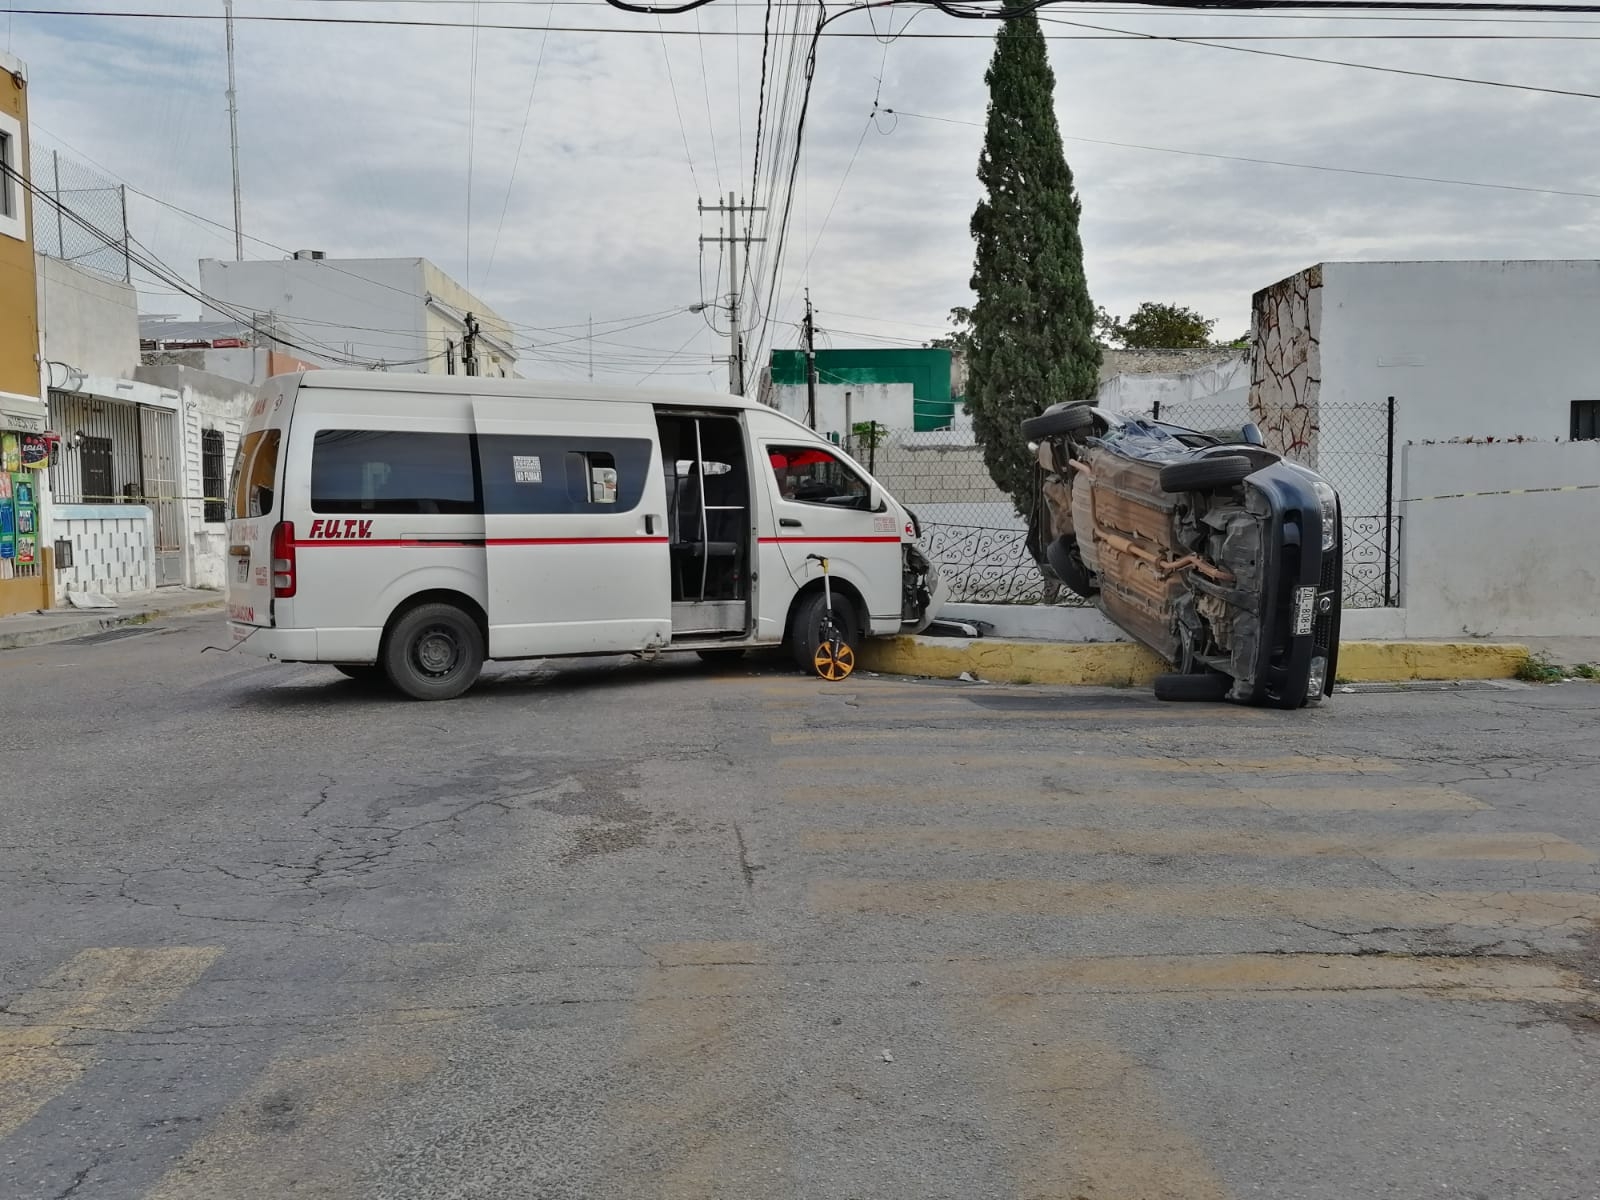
left=1248, top=265, right=1322, bottom=463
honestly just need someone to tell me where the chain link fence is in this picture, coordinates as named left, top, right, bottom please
left=34, top=150, right=130, bottom=282
left=857, top=399, right=1399, bottom=609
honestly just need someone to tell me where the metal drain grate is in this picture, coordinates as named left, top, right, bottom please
left=58, top=626, right=156, bottom=646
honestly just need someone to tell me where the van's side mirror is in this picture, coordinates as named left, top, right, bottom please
left=871, top=484, right=888, bottom=514
left=1241, top=422, right=1265, bottom=447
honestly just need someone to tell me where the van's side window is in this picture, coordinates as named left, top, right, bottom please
left=480, top=436, right=650, bottom=514
left=311, top=430, right=478, bottom=514
left=769, top=444, right=871, bottom=509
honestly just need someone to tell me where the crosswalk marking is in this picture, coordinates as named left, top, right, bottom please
left=779, top=753, right=1400, bottom=773
left=811, top=880, right=1600, bottom=928
left=799, top=827, right=1594, bottom=862
left=0, top=947, right=221, bottom=1140
left=608, top=941, right=790, bottom=1199
left=782, top=785, right=1481, bottom=811
left=953, top=990, right=1234, bottom=1200
left=953, top=953, right=1590, bottom=1003
left=143, top=1036, right=437, bottom=1199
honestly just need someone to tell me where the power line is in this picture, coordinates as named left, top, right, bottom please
left=694, top=7, right=724, bottom=193
left=885, top=107, right=1600, bottom=200
left=13, top=7, right=1600, bottom=39
left=659, top=14, right=705, bottom=195
left=1040, top=12, right=1600, bottom=97
left=465, top=0, right=481, bottom=287
left=482, top=0, right=557, bottom=289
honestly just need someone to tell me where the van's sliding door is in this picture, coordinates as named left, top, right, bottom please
left=471, top=397, right=671, bottom=658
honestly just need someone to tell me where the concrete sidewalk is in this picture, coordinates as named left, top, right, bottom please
left=0, top=588, right=223, bottom=652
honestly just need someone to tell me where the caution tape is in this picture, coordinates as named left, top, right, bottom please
left=1401, top=483, right=1600, bottom=504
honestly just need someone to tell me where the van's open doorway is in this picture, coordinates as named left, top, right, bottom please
left=656, top=409, right=752, bottom=641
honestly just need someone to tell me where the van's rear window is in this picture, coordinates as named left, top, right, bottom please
left=230, top=429, right=281, bottom=519
left=311, top=430, right=479, bottom=514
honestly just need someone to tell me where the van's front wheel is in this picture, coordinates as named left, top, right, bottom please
left=790, top=590, right=861, bottom=673
left=384, top=603, right=485, bottom=701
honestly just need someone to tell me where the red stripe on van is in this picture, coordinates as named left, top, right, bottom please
left=757, top=535, right=903, bottom=544
left=292, top=536, right=670, bottom=548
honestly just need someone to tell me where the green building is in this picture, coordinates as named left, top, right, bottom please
left=768, top=347, right=959, bottom=433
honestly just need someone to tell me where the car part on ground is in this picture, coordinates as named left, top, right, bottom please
left=1026, top=407, right=1343, bottom=708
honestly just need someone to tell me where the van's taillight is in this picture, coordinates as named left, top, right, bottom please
left=270, top=521, right=297, bottom=598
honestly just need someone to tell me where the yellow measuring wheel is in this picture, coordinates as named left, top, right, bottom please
left=805, top=552, right=856, bottom=682
left=813, top=636, right=856, bottom=681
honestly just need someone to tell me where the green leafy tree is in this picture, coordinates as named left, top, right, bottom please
left=924, top=306, right=974, bottom=355
left=1095, top=301, right=1216, bottom=349
left=965, top=14, right=1100, bottom=524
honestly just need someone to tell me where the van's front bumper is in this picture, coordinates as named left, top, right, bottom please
left=229, top=623, right=318, bottom=662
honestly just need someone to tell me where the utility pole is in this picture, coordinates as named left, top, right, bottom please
left=588, top=314, right=594, bottom=382
left=224, top=0, right=244, bottom=261
left=698, top=192, right=765, bottom=395
left=463, top=312, right=480, bottom=377
left=802, top=290, right=818, bottom=430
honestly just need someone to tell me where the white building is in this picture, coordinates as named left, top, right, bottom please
left=197, top=254, right=519, bottom=377
left=38, top=255, right=256, bottom=595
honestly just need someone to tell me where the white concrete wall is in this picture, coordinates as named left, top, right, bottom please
left=1094, top=352, right=1250, bottom=420
left=1400, top=441, right=1600, bottom=637
left=769, top=381, right=916, bottom=437
left=37, top=253, right=140, bottom=379
left=1320, top=261, right=1600, bottom=443
left=54, top=504, right=153, bottom=595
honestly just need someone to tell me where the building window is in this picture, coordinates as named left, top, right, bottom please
left=202, top=429, right=226, bottom=522
left=0, top=108, right=26, bottom=242
left=0, top=129, right=13, bottom=218
left=1572, top=401, right=1600, bottom=441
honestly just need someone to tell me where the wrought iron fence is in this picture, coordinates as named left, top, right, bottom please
left=861, top=398, right=1399, bottom=608
left=34, top=151, right=130, bottom=282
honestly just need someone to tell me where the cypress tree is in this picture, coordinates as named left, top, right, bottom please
left=965, top=13, right=1101, bottom=528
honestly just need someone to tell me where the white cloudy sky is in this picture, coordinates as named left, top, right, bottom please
left=7, top=0, right=1600, bottom=386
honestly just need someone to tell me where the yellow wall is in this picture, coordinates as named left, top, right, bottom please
left=0, top=58, right=39, bottom=403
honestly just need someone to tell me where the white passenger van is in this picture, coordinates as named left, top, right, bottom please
left=226, top=371, right=947, bottom=699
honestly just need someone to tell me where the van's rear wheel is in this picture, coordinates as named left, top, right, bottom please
left=383, top=603, right=484, bottom=701
left=790, top=590, right=861, bottom=673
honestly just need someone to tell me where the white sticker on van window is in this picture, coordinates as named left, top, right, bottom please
left=512, top=455, right=542, bottom=483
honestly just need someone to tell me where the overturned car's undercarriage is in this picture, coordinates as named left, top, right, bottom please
left=1026, top=403, right=1343, bottom=708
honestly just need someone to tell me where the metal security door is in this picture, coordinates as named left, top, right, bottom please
left=138, top=405, right=185, bottom=587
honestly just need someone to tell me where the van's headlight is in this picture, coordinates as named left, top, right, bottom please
left=1312, top=481, right=1339, bottom=550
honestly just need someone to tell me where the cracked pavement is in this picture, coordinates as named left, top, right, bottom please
left=2, top=615, right=1600, bottom=1199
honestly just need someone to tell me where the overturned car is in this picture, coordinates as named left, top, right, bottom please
left=1023, top=402, right=1342, bottom=707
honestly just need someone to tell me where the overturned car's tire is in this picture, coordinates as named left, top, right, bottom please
left=1152, top=672, right=1232, bottom=703
left=1046, top=536, right=1098, bottom=598
left=1021, top=402, right=1096, bottom=441
left=1158, top=455, right=1255, bottom=493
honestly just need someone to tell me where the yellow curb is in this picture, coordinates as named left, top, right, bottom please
left=860, top=636, right=1530, bottom=686
left=859, top=637, right=1166, bottom=686
left=1336, top=640, right=1529, bottom=683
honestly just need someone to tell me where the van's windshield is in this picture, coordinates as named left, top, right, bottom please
left=230, top=429, right=282, bottom=519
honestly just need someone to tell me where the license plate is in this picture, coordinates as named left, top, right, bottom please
left=1292, top=586, right=1316, bottom=636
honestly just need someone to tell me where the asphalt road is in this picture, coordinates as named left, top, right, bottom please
left=3, top=614, right=1599, bottom=1200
